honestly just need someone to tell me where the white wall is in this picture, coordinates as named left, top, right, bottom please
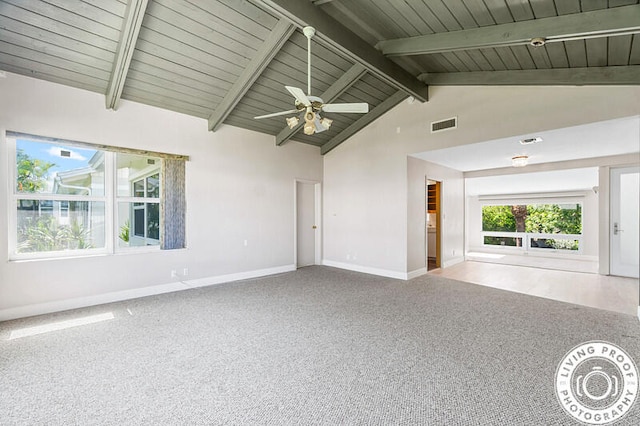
left=0, top=73, right=322, bottom=319
left=407, top=157, right=464, bottom=274
left=323, top=85, right=639, bottom=277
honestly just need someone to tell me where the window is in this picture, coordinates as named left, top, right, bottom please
left=8, top=133, right=186, bottom=260
left=481, top=202, right=583, bottom=253
left=116, top=154, right=160, bottom=248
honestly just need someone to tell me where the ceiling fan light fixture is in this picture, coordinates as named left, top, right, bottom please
left=305, top=110, right=315, bottom=121
left=252, top=25, right=368, bottom=135
left=511, top=155, right=529, bottom=167
left=286, top=116, right=299, bottom=129
left=320, top=117, right=333, bottom=130
left=303, top=121, right=315, bottom=135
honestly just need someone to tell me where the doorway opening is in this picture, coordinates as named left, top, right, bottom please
left=427, top=179, right=441, bottom=271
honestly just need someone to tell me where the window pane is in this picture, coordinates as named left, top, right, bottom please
left=147, top=203, right=159, bottom=240
left=133, top=208, right=145, bottom=237
left=530, top=238, right=579, bottom=251
left=526, top=204, right=582, bottom=234
left=133, top=180, right=144, bottom=198
left=484, top=236, right=523, bottom=247
left=483, top=203, right=582, bottom=234
left=16, top=139, right=103, bottom=196
left=117, top=202, right=160, bottom=248
left=16, top=200, right=105, bottom=253
left=116, top=153, right=161, bottom=197
left=482, top=206, right=516, bottom=232
left=146, top=174, right=160, bottom=198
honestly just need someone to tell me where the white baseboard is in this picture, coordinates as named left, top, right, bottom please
left=322, top=260, right=407, bottom=280
left=185, top=264, right=296, bottom=288
left=443, top=257, right=465, bottom=269
left=407, top=268, right=428, bottom=280
left=0, top=264, right=296, bottom=322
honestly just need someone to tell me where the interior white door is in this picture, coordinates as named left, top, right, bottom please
left=610, top=166, right=640, bottom=278
left=297, top=182, right=316, bottom=267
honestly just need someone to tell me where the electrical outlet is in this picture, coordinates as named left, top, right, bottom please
left=171, top=270, right=177, bottom=278
left=183, top=268, right=188, bottom=276
left=244, top=240, right=248, bottom=246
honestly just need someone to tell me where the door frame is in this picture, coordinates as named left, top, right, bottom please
left=293, top=179, right=322, bottom=267
left=426, top=178, right=442, bottom=270
left=609, top=166, right=640, bottom=278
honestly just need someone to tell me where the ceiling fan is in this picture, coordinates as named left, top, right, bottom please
left=254, top=26, right=369, bottom=135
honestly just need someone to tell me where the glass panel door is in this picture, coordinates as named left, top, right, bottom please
left=610, top=166, right=640, bottom=278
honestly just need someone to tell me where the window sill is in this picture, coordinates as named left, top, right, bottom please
left=7, top=245, right=190, bottom=263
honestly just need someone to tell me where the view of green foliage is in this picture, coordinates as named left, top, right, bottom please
left=17, top=216, right=92, bottom=253
left=16, top=149, right=93, bottom=253
left=482, top=203, right=582, bottom=250
left=482, top=205, right=516, bottom=232
left=119, top=219, right=130, bottom=243
left=16, top=148, right=56, bottom=193
left=525, top=204, right=582, bottom=235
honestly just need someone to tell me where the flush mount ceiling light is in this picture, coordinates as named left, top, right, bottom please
left=512, top=155, right=529, bottom=167
left=520, top=136, right=543, bottom=145
left=530, top=37, right=546, bottom=47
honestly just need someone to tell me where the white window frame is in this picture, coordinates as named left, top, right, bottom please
left=478, top=195, right=585, bottom=256
left=7, top=135, right=163, bottom=260
left=119, top=169, right=161, bottom=248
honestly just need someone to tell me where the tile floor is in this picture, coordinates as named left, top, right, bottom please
left=429, top=260, right=639, bottom=316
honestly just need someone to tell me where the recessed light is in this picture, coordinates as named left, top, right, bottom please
left=530, top=37, right=546, bottom=47
left=519, top=137, right=542, bottom=145
left=512, top=155, right=529, bottom=167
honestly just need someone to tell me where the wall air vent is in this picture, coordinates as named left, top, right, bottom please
left=431, top=117, right=457, bottom=133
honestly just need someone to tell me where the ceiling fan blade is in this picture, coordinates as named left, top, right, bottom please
left=285, top=86, right=311, bottom=107
left=322, top=103, right=369, bottom=113
left=254, top=109, right=299, bottom=119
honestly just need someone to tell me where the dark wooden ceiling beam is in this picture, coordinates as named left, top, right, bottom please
left=106, top=0, right=149, bottom=110
left=378, top=5, right=640, bottom=56
left=419, top=66, right=640, bottom=85
left=251, top=0, right=428, bottom=102
left=321, top=90, right=407, bottom=155
left=208, top=19, right=295, bottom=132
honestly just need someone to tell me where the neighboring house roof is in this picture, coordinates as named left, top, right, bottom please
left=52, top=151, right=104, bottom=195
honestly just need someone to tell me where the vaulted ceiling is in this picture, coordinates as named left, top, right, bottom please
left=1, top=0, right=638, bottom=154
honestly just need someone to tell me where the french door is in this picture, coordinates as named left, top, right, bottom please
left=610, top=166, right=639, bottom=278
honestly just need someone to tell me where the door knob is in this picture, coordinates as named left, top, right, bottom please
left=614, top=223, right=623, bottom=235
left=312, top=225, right=317, bottom=229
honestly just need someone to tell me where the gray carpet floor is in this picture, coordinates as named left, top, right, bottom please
left=1, top=266, right=639, bottom=425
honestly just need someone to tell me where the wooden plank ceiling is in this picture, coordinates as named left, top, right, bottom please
left=0, top=0, right=638, bottom=153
